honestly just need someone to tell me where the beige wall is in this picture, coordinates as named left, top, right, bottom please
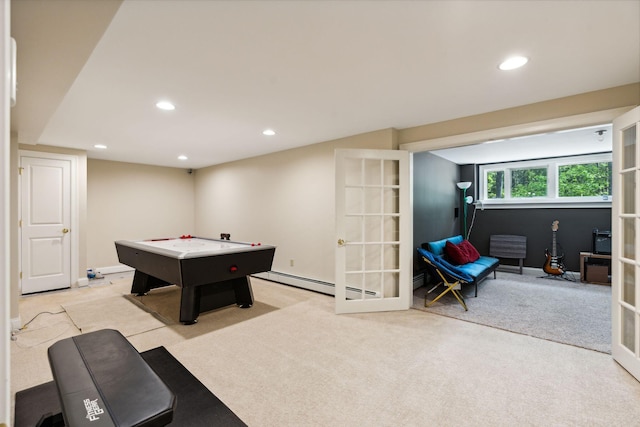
left=87, top=159, right=196, bottom=269
left=399, top=83, right=640, bottom=144
left=195, top=128, right=396, bottom=283
left=12, top=144, right=87, bottom=321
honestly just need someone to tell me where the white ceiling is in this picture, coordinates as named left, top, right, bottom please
left=431, top=123, right=613, bottom=165
left=10, top=0, right=640, bottom=169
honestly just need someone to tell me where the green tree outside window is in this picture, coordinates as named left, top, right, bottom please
left=558, top=162, right=612, bottom=197
left=511, top=168, right=547, bottom=198
left=487, top=170, right=504, bottom=199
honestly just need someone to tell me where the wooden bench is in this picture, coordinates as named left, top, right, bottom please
left=47, top=329, right=175, bottom=427
left=490, top=235, right=527, bottom=274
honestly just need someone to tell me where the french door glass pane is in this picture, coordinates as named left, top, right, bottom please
left=364, top=159, right=381, bottom=185
left=623, top=217, right=636, bottom=259
left=345, top=187, right=362, bottom=214
left=364, top=216, right=382, bottom=242
left=622, top=171, right=636, bottom=214
left=383, top=160, right=399, bottom=185
left=623, top=262, right=636, bottom=306
left=346, top=272, right=363, bottom=292
left=345, top=245, right=363, bottom=271
left=623, top=125, right=637, bottom=169
left=384, top=188, right=399, bottom=214
left=364, top=245, right=382, bottom=270
left=365, top=272, right=383, bottom=297
left=344, top=158, right=362, bottom=186
left=383, top=272, right=400, bottom=298
left=622, top=306, right=636, bottom=352
left=383, top=217, right=400, bottom=241
left=383, top=244, right=399, bottom=269
left=365, top=188, right=381, bottom=213
left=345, top=216, right=362, bottom=242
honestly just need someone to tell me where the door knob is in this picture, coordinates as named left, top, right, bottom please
left=62, top=228, right=69, bottom=234
left=337, top=238, right=345, bottom=246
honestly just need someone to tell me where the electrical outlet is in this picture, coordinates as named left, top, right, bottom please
left=290, top=259, right=294, bottom=267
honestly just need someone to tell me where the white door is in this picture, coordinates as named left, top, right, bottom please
left=335, top=149, right=412, bottom=314
left=20, top=154, right=72, bottom=294
left=612, top=106, right=640, bottom=380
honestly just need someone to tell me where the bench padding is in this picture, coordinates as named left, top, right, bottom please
left=48, top=329, right=175, bottom=427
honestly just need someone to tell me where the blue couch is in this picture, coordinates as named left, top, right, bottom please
left=419, top=235, right=499, bottom=297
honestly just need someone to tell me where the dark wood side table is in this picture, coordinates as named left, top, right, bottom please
left=579, top=252, right=612, bottom=285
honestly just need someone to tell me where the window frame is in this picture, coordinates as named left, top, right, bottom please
left=479, top=153, right=612, bottom=208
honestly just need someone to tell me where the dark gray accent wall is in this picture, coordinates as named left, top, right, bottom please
left=412, top=152, right=459, bottom=270
left=413, top=157, right=611, bottom=274
left=467, top=208, right=610, bottom=272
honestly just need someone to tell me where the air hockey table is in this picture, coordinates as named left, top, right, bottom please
left=115, top=236, right=276, bottom=324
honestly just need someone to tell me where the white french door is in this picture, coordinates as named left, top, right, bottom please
left=20, top=153, right=73, bottom=294
left=612, top=106, right=640, bottom=380
left=334, top=149, right=412, bottom=314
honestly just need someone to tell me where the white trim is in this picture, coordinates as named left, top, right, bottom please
left=477, top=201, right=612, bottom=210
left=95, top=264, right=135, bottom=275
left=0, top=2, right=10, bottom=422
left=479, top=152, right=613, bottom=206
left=18, top=150, right=80, bottom=292
left=400, top=107, right=634, bottom=153
left=254, top=271, right=381, bottom=300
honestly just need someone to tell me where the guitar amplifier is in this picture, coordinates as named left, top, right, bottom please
left=592, top=229, right=611, bottom=255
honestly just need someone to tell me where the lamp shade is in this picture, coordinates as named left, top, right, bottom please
left=456, top=181, right=472, bottom=190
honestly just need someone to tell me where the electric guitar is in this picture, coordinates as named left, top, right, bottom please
left=543, top=220, right=565, bottom=275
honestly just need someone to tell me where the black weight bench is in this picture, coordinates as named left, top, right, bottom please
left=45, top=329, right=175, bottom=427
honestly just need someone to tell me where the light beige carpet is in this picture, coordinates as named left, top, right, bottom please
left=13, top=277, right=640, bottom=427
left=62, top=295, right=167, bottom=337
left=124, top=284, right=281, bottom=339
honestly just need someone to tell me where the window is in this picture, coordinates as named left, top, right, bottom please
left=480, top=153, right=612, bottom=206
left=558, top=161, right=612, bottom=198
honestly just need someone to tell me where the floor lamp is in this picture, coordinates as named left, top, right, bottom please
left=456, top=181, right=472, bottom=239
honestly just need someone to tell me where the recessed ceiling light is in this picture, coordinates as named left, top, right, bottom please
left=94, top=144, right=107, bottom=149
left=263, top=129, right=276, bottom=136
left=498, top=56, right=529, bottom=71
left=178, top=155, right=188, bottom=160
left=156, top=101, right=176, bottom=111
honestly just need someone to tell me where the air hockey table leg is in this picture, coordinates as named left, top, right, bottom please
left=179, top=286, right=201, bottom=325
left=233, top=276, right=254, bottom=308
left=131, top=270, right=169, bottom=296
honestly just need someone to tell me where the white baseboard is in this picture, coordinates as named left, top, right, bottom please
left=497, top=265, right=578, bottom=278
left=77, top=265, right=135, bottom=287
left=254, top=271, right=335, bottom=295
left=253, top=271, right=380, bottom=299
left=94, top=265, right=135, bottom=275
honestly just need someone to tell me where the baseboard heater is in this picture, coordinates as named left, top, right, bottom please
left=252, top=271, right=380, bottom=299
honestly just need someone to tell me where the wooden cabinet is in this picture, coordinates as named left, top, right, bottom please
left=579, top=252, right=611, bottom=285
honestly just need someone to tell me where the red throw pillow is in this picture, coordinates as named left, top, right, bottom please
left=445, top=240, right=468, bottom=265
left=459, top=240, right=480, bottom=262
